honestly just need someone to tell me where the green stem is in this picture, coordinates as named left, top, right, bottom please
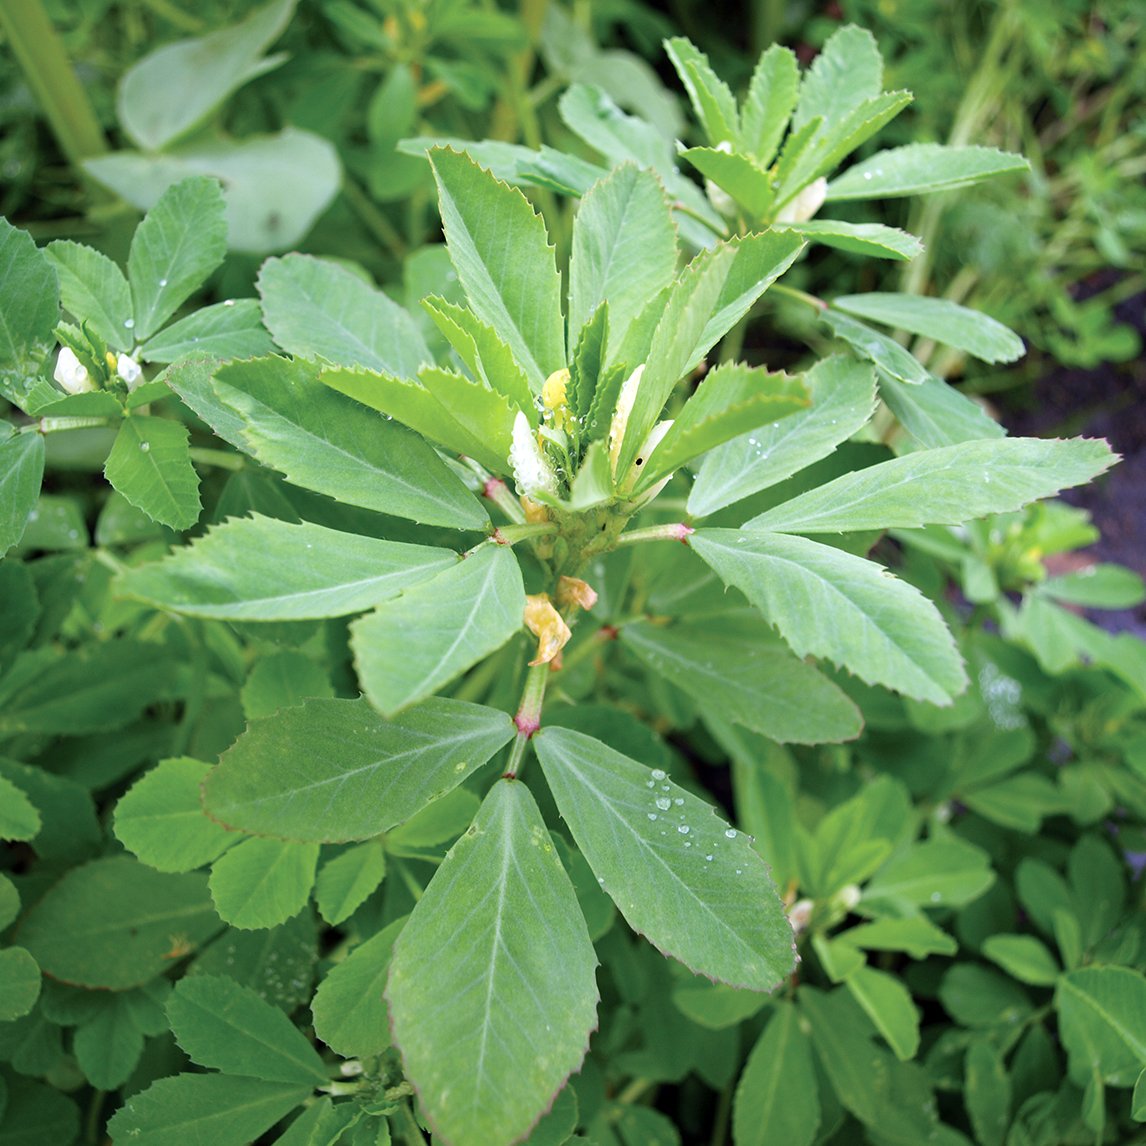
left=505, top=661, right=550, bottom=779
left=494, top=521, right=558, bottom=545
left=709, top=1082, right=732, bottom=1146
left=341, top=177, right=408, bottom=260
left=33, top=415, right=110, bottom=434
left=614, top=522, right=694, bottom=548
left=615, top=1077, right=653, bottom=1106
left=769, top=282, right=827, bottom=312
left=0, top=0, right=108, bottom=168
left=751, top=0, right=784, bottom=56
left=188, top=446, right=244, bottom=471
left=396, top=1102, right=429, bottom=1146
left=391, top=858, right=426, bottom=903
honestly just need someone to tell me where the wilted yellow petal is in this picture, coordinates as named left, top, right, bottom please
left=556, top=576, right=598, bottom=613
left=524, top=594, right=572, bottom=666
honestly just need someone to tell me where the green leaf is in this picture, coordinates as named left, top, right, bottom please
left=104, top=415, right=201, bottom=531
left=258, top=254, right=430, bottom=379
left=0, top=433, right=45, bottom=556
left=18, top=857, right=219, bottom=989
left=209, top=837, right=319, bottom=929
left=1041, top=565, right=1145, bottom=610
left=430, top=148, right=564, bottom=391
left=834, top=293, right=1024, bottom=364
left=862, top=839, right=994, bottom=915
left=242, top=650, right=334, bottom=720
left=351, top=544, right=525, bottom=716
left=165, top=354, right=252, bottom=450
left=792, top=25, right=882, bottom=133
left=114, top=758, right=238, bottom=873
left=312, top=919, right=402, bottom=1058
left=744, top=438, right=1117, bottom=534
left=139, top=299, right=275, bottom=364
left=680, top=147, right=773, bottom=219
left=690, top=355, right=877, bottom=516
left=741, top=45, right=799, bottom=167
left=0, top=757, right=99, bottom=864
left=167, top=974, right=328, bottom=1083
left=844, top=964, right=920, bottom=1061
left=1057, top=966, right=1146, bottom=1087
left=1133, top=1069, right=1145, bottom=1121
left=568, top=164, right=678, bottom=358
left=45, top=240, right=133, bottom=350
left=126, top=177, right=228, bottom=342
left=0, top=1078, right=79, bottom=1146
left=106, top=1073, right=310, bottom=1146
left=691, top=529, right=966, bottom=704
left=732, top=1002, right=819, bottom=1146
left=621, top=617, right=862, bottom=744
left=275, top=1098, right=360, bottom=1146
left=204, top=697, right=514, bottom=842
left=212, top=356, right=487, bottom=529
left=843, top=916, right=957, bottom=959
left=617, top=231, right=805, bottom=476
left=982, top=934, right=1060, bottom=987
left=534, top=727, right=794, bottom=990
left=965, top=1039, right=1011, bottom=1146
left=635, top=364, right=809, bottom=489
left=568, top=302, right=608, bottom=421
left=314, top=843, right=386, bottom=926
left=821, top=309, right=930, bottom=384
left=671, top=980, right=767, bottom=1030
left=826, top=144, right=1028, bottom=201
left=117, top=514, right=455, bottom=621
left=775, top=220, right=922, bottom=261
left=878, top=369, right=1005, bottom=449
left=422, top=296, right=535, bottom=417
left=0, top=948, right=41, bottom=1022
left=73, top=994, right=146, bottom=1090
left=117, top=0, right=295, bottom=150
left=665, top=38, right=739, bottom=146
left=388, top=780, right=598, bottom=1146
left=0, top=771, right=40, bottom=841
left=0, top=217, right=59, bottom=407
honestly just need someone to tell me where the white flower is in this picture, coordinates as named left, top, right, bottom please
left=53, top=347, right=94, bottom=394
left=607, top=363, right=645, bottom=479
left=509, top=410, right=556, bottom=498
left=776, top=176, right=828, bottom=224
left=116, top=353, right=142, bottom=387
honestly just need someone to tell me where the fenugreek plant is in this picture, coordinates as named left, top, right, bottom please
left=1, top=21, right=1141, bottom=1146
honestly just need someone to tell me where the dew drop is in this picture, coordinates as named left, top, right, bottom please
left=159, top=278, right=168, bottom=287
left=678, top=825, right=690, bottom=835
left=223, top=299, right=235, bottom=307
left=724, top=828, right=737, bottom=839
left=655, top=797, right=671, bottom=811
left=647, top=813, right=658, bottom=821
left=139, top=441, right=150, bottom=452
left=673, top=798, right=683, bottom=806
left=863, top=171, right=873, bottom=180
left=123, top=318, right=135, bottom=329
left=650, top=768, right=667, bottom=781
left=930, top=892, right=941, bottom=902
left=705, top=854, right=713, bottom=862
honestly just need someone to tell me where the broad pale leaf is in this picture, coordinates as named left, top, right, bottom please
left=165, top=354, right=251, bottom=451
left=211, top=356, right=487, bottom=529
left=166, top=974, right=328, bottom=1083
left=567, top=164, right=678, bottom=355
left=430, top=149, right=565, bottom=391
left=775, top=220, right=922, bottom=261
left=834, top=293, right=1024, bottom=364
left=114, top=757, right=237, bottom=872
left=844, top=916, right=957, bottom=959
left=106, top=1073, right=309, bottom=1146
left=741, top=45, right=799, bottom=167
left=388, top=780, right=598, bottom=1146
left=127, top=177, right=228, bottom=342
left=140, top=298, right=274, bottom=364
left=351, top=544, right=525, bottom=716
left=534, top=727, right=793, bottom=989
left=314, top=843, right=386, bottom=925
left=45, top=240, right=133, bottom=350
left=103, top=415, right=202, bottom=531
left=862, top=839, right=994, bottom=915
left=621, top=617, right=862, bottom=744
left=0, top=432, right=45, bottom=555
left=204, top=697, right=514, bottom=841
left=982, top=934, right=1060, bottom=986
left=745, top=438, right=1116, bottom=534
left=0, top=947, right=40, bottom=1022
left=618, top=231, right=804, bottom=476
left=18, top=857, right=220, bottom=988
left=241, top=650, right=334, bottom=720
left=1057, top=966, right=1146, bottom=1087
left=689, top=354, right=877, bottom=516
left=117, top=514, right=455, bottom=620
left=635, top=364, right=809, bottom=489
left=827, top=144, right=1028, bottom=201
left=312, top=918, right=403, bottom=1058
left=691, top=529, right=966, bottom=704
left=258, top=254, right=430, bottom=379
left=209, top=837, right=319, bottom=929
left=792, top=24, right=882, bottom=132
left=732, top=1002, right=819, bottom=1146
left=878, top=369, right=1004, bottom=449
left=681, top=147, right=773, bottom=219
left=844, top=964, right=920, bottom=1061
